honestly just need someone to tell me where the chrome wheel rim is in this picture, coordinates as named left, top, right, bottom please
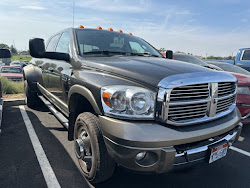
left=75, top=127, right=93, bottom=173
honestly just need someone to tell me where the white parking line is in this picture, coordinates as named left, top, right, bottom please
left=19, top=106, right=61, bottom=188
left=230, top=146, right=250, bottom=157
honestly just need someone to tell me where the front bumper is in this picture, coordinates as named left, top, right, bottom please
left=99, top=108, right=242, bottom=173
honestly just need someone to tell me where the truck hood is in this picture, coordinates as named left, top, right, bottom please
left=82, top=56, right=212, bottom=87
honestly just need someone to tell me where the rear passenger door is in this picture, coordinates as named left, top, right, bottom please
left=48, top=31, right=72, bottom=103
left=40, top=34, right=60, bottom=89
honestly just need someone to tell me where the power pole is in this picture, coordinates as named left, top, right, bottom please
left=73, top=1, right=75, bottom=28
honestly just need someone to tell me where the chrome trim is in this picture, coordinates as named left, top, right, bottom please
left=174, top=127, right=240, bottom=166
left=241, top=112, right=250, bottom=120
left=157, top=72, right=237, bottom=126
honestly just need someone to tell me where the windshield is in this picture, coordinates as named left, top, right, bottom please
left=1, top=67, right=22, bottom=73
left=211, top=63, right=250, bottom=76
left=76, top=29, right=163, bottom=57
left=173, top=54, right=208, bottom=66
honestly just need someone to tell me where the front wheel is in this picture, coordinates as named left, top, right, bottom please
left=74, top=112, right=115, bottom=183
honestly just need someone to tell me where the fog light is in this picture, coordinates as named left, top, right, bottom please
left=135, top=151, right=147, bottom=161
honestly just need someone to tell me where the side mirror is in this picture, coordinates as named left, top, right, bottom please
left=165, top=50, right=173, bottom=59
left=0, top=49, right=11, bottom=58
left=29, top=38, right=70, bottom=62
left=29, top=38, right=45, bottom=58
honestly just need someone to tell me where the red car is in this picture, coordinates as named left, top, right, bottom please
left=0, top=66, right=23, bottom=81
left=208, top=62, right=250, bottom=124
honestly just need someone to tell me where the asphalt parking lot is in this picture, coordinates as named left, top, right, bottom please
left=0, top=102, right=250, bottom=188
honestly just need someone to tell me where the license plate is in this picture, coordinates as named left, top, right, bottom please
left=208, top=142, right=229, bottom=164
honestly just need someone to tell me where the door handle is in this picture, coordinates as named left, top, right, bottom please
left=48, top=67, right=54, bottom=72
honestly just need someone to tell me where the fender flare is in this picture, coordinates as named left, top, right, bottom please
left=23, top=64, right=42, bottom=92
left=68, top=85, right=101, bottom=115
left=67, top=85, right=101, bottom=140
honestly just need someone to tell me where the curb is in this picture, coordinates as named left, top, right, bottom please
left=3, top=99, right=26, bottom=107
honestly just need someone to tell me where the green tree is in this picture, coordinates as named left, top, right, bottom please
left=0, top=43, right=9, bottom=49
left=158, top=48, right=166, bottom=52
left=10, top=45, right=17, bottom=54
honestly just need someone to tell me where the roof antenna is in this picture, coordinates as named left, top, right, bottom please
left=73, top=1, right=75, bottom=27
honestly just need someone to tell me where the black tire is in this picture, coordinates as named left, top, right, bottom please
left=24, top=80, right=39, bottom=108
left=74, top=112, right=115, bottom=183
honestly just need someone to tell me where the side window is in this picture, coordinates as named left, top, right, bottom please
left=46, top=34, right=60, bottom=52
left=129, top=41, right=146, bottom=53
left=56, top=32, right=70, bottom=53
left=242, top=50, right=250, bottom=60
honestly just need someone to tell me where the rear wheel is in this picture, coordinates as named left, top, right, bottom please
left=74, top=112, right=115, bottom=183
left=24, top=80, right=39, bottom=108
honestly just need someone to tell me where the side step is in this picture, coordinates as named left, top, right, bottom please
left=38, top=95, right=69, bottom=129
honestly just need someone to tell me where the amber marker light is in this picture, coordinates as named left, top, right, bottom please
left=108, top=28, right=113, bottom=31
left=128, top=33, right=133, bottom=35
left=118, top=29, right=123, bottom=33
left=97, top=26, right=102, bottom=30
left=78, top=25, right=84, bottom=28
left=102, top=92, right=111, bottom=107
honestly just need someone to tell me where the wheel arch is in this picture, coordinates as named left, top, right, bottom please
left=67, top=85, right=102, bottom=140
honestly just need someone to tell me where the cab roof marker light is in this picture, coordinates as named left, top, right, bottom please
left=97, top=26, right=102, bottom=30
left=118, top=29, right=123, bottom=33
left=128, top=33, right=133, bottom=35
left=79, top=25, right=84, bottom=28
left=108, top=28, right=113, bottom=31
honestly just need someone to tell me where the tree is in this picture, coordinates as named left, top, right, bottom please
left=0, top=43, right=9, bottom=49
left=10, top=45, right=17, bottom=54
left=158, top=48, right=166, bottom=52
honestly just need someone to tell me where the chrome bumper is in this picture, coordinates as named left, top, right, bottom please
left=174, top=123, right=242, bottom=166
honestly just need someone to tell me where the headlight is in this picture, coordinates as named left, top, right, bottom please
left=101, top=85, right=155, bottom=119
left=237, top=87, right=250, bottom=95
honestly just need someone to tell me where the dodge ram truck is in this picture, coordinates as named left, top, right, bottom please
left=24, top=26, right=243, bottom=183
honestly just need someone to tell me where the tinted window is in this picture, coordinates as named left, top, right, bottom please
left=56, top=32, right=70, bottom=53
left=210, top=63, right=250, bottom=76
left=75, top=29, right=162, bottom=57
left=46, top=34, right=60, bottom=52
left=174, top=54, right=207, bottom=66
left=242, top=50, right=250, bottom=60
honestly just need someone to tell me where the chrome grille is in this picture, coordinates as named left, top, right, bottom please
left=170, top=83, right=209, bottom=101
left=158, top=81, right=236, bottom=126
left=216, top=95, right=235, bottom=114
left=168, top=102, right=208, bottom=122
left=218, top=82, right=236, bottom=97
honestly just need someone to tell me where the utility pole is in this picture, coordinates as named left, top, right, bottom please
left=73, top=1, right=75, bottom=28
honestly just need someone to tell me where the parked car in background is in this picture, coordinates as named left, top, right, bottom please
left=172, top=53, right=218, bottom=70
left=218, top=48, right=250, bottom=71
left=10, top=61, right=22, bottom=68
left=0, top=66, right=23, bottom=81
left=207, top=62, right=250, bottom=124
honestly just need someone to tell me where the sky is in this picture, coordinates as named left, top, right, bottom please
left=1, top=0, right=250, bottom=56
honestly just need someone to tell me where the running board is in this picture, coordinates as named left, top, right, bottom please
left=38, top=95, right=69, bottom=129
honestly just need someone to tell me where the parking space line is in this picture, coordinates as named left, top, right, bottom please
left=19, top=106, right=61, bottom=188
left=230, top=146, right=250, bottom=157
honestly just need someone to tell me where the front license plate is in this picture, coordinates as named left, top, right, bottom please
left=208, top=142, right=229, bottom=164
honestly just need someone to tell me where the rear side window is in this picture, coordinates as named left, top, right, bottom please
left=242, top=50, right=250, bottom=60
left=46, top=34, right=60, bottom=52
left=56, top=32, right=70, bottom=53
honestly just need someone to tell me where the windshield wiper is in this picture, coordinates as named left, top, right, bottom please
left=130, top=52, right=159, bottom=57
left=83, top=50, right=128, bottom=55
